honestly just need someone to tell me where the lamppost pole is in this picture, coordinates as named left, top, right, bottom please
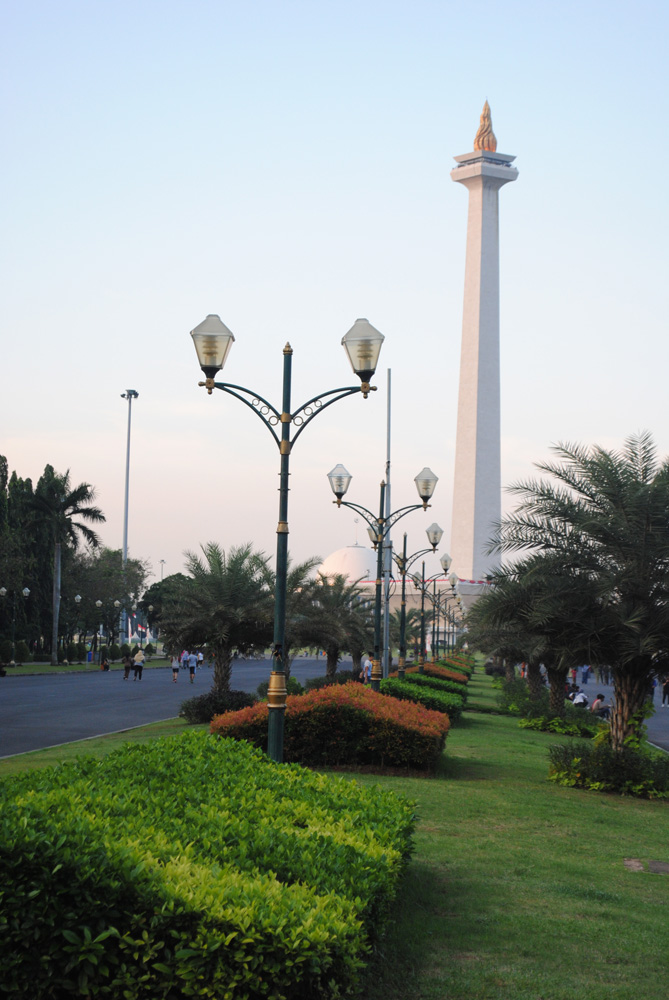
left=191, top=315, right=385, bottom=763
left=413, top=550, right=452, bottom=672
left=121, top=389, right=138, bottom=645
left=328, top=466, right=439, bottom=692
left=393, top=527, right=445, bottom=680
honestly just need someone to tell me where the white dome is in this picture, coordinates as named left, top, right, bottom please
left=318, top=544, right=376, bottom=584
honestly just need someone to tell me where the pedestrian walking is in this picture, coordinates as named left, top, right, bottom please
left=662, top=676, right=669, bottom=707
left=122, top=653, right=132, bottom=680
left=181, top=649, right=189, bottom=672
left=188, top=650, right=197, bottom=683
left=171, top=654, right=180, bottom=683
left=362, top=656, right=372, bottom=684
left=133, top=648, right=145, bottom=681
left=197, top=650, right=204, bottom=670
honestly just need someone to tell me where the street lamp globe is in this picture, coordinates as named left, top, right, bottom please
left=190, top=314, right=236, bottom=379
left=0, top=588, right=6, bottom=598
left=327, top=464, right=352, bottom=504
left=440, top=553, right=452, bottom=574
left=426, top=523, right=443, bottom=549
left=95, top=600, right=102, bottom=609
left=414, top=467, right=439, bottom=507
left=341, top=319, right=384, bottom=389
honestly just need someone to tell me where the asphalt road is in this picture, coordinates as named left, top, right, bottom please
left=0, top=657, right=336, bottom=758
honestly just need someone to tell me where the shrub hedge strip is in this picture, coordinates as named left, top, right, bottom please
left=380, top=678, right=465, bottom=723
left=401, top=672, right=468, bottom=701
left=548, top=740, right=669, bottom=798
left=211, top=684, right=449, bottom=770
left=438, top=657, right=473, bottom=678
left=0, top=732, right=416, bottom=998
left=391, top=663, right=469, bottom=685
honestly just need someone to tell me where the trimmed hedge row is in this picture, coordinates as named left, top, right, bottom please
left=438, top=657, right=473, bottom=678
left=380, top=678, right=465, bottom=723
left=0, top=731, right=416, bottom=998
left=392, top=663, right=470, bottom=685
left=401, top=672, right=468, bottom=701
left=548, top=740, right=669, bottom=798
left=211, top=683, right=449, bottom=770
left=180, top=687, right=257, bottom=724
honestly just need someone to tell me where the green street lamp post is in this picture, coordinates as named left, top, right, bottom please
left=191, top=315, right=384, bottom=763
left=393, top=527, right=445, bottom=680
left=412, top=550, right=452, bottom=672
left=0, top=586, right=31, bottom=661
left=328, top=466, right=439, bottom=691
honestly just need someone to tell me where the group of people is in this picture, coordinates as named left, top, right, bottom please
left=122, top=648, right=146, bottom=681
left=170, top=650, right=204, bottom=683
left=566, top=682, right=610, bottom=719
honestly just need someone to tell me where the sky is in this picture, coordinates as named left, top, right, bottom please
left=2, top=0, right=668, bottom=588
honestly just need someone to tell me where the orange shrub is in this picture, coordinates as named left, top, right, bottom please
left=211, top=683, right=449, bottom=770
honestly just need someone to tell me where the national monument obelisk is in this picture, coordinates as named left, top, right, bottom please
left=450, top=102, right=518, bottom=581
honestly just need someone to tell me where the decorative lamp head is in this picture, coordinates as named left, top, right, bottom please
left=414, top=467, right=438, bottom=508
left=327, top=464, right=352, bottom=506
left=341, top=318, right=384, bottom=397
left=190, top=314, right=236, bottom=390
left=426, top=522, right=443, bottom=550
left=440, top=552, right=452, bottom=573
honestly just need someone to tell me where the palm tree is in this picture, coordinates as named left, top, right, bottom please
left=31, top=467, right=105, bottom=665
left=309, top=573, right=370, bottom=677
left=495, top=432, right=669, bottom=748
left=159, top=542, right=273, bottom=693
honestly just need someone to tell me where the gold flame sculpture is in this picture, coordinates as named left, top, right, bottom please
left=474, top=101, right=497, bottom=152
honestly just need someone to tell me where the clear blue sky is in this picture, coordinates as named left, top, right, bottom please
left=2, top=0, right=667, bottom=584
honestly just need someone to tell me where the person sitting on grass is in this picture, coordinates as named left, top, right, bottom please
left=590, top=693, right=610, bottom=719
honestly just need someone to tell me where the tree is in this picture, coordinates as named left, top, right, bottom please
left=159, top=543, right=274, bottom=693
left=495, top=432, right=669, bottom=748
left=30, top=468, right=105, bottom=664
left=308, top=573, right=370, bottom=677
left=466, top=557, right=601, bottom=715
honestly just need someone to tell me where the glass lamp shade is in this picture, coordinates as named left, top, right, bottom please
left=74, top=594, right=81, bottom=604
left=341, top=318, right=384, bottom=382
left=426, top=522, right=443, bottom=549
left=414, top=467, right=438, bottom=504
left=367, top=526, right=378, bottom=548
left=448, top=572, right=459, bottom=588
left=96, top=600, right=102, bottom=608
left=440, top=552, right=452, bottom=573
left=0, top=588, right=6, bottom=597
left=327, top=463, right=352, bottom=500
left=190, top=314, right=235, bottom=377
left=114, top=600, right=121, bottom=609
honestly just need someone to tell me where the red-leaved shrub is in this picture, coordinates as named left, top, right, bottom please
left=211, top=683, right=449, bottom=770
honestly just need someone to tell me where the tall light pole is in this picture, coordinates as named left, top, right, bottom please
left=121, top=389, right=138, bottom=644
left=160, top=559, right=166, bottom=581
left=328, top=466, right=439, bottom=691
left=393, top=528, right=446, bottom=679
left=191, top=314, right=384, bottom=763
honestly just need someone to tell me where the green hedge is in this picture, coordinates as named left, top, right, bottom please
left=548, top=740, right=669, bottom=798
left=437, top=657, right=473, bottom=678
left=180, top=687, right=257, bottom=724
left=212, top=683, right=450, bottom=770
left=380, top=677, right=465, bottom=723
left=0, top=731, right=415, bottom=998
left=520, top=714, right=602, bottom=737
left=402, top=672, right=468, bottom=701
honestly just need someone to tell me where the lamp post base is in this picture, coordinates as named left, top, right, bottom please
left=267, top=671, right=287, bottom=762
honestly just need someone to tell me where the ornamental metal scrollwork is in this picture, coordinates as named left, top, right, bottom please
left=293, top=398, right=323, bottom=427
left=252, top=397, right=280, bottom=425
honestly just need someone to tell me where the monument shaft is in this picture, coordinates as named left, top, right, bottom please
left=450, top=105, right=517, bottom=581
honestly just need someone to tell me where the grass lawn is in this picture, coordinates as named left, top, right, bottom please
left=3, top=657, right=170, bottom=676
left=1, top=671, right=667, bottom=999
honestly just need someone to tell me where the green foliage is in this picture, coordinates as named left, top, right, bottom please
left=99, top=645, right=108, bottom=661
left=212, top=684, right=450, bottom=770
left=519, top=715, right=602, bottom=737
left=108, top=643, right=121, bottom=662
left=0, top=639, right=14, bottom=663
left=380, top=677, right=464, bottom=723
left=180, top=688, right=257, bottom=724
left=0, top=732, right=415, bottom=997
left=14, top=640, right=30, bottom=663
left=498, top=677, right=549, bottom=716
left=402, top=672, right=469, bottom=701
left=256, top=675, right=304, bottom=699
left=144, top=642, right=155, bottom=656
left=548, top=740, right=669, bottom=798
left=304, top=669, right=356, bottom=690
left=120, top=643, right=131, bottom=658
left=66, top=641, right=77, bottom=662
